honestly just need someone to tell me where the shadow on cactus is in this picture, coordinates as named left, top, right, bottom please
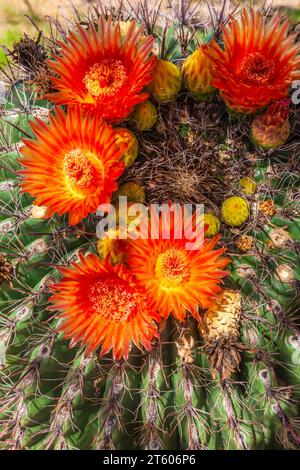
left=0, top=0, right=299, bottom=451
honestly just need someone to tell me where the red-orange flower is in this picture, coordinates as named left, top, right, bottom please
left=126, top=207, right=229, bottom=321
left=49, top=253, right=159, bottom=359
left=203, top=8, right=300, bottom=114
left=46, top=17, right=155, bottom=121
left=19, top=107, right=125, bottom=225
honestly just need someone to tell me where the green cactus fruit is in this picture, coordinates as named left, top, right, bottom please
left=251, top=100, right=290, bottom=150
left=132, top=100, right=158, bottom=131
left=99, top=183, right=146, bottom=263
left=204, top=213, right=220, bottom=238
left=115, top=128, right=139, bottom=167
left=239, top=176, right=257, bottom=195
left=222, top=196, right=250, bottom=227
left=112, top=182, right=145, bottom=204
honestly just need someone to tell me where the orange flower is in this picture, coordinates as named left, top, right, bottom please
left=126, top=207, right=229, bottom=321
left=46, top=17, right=155, bottom=121
left=203, top=8, right=300, bottom=114
left=19, top=107, right=125, bottom=225
left=49, top=253, right=159, bottom=360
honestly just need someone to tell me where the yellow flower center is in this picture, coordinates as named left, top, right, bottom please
left=240, top=52, right=274, bottom=86
left=83, top=59, right=128, bottom=98
left=156, top=248, right=190, bottom=288
left=63, top=148, right=102, bottom=195
left=88, top=276, right=138, bottom=322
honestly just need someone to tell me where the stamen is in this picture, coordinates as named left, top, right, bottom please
left=83, top=59, right=128, bottom=98
left=240, top=52, right=274, bottom=86
left=156, top=248, right=190, bottom=287
left=63, top=148, right=100, bottom=192
left=88, top=276, right=138, bottom=322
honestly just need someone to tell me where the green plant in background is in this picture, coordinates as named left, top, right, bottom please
left=0, top=30, right=22, bottom=65
left=0, top=0, right=299, bottom=450
left=0, top=0, right=52, bottom=68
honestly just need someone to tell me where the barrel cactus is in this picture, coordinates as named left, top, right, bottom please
left=0, top=1, right=299, bottom=451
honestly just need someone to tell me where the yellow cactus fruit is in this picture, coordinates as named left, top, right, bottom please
left=132, top=100, right=158, bottom=131
left=112, top=183, right=146, bottom=238
left=97, top=230, right=126, bottom=265
left=114, top=201, right=145, bottom=230
left=204, top=213, right=220, bottom=238
left=222, top=196, right=250, bottom=227
left=200, top=290, right=246, bottom=380
left=182, top=46, right=215, bottom=101
left=115, top=128, right=138, bottom=167
left=148, top=59, right=182, bottom=102
left=98, top=184, right=147, bottom=264
left=30, top=204, right=48, bottom=219
left=112, top=182, right=145, bottom=204
left=239, top=176, right=257, bottom=195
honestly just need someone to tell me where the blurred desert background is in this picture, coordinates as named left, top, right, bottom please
left=0, top=0, right=299, bottom=64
